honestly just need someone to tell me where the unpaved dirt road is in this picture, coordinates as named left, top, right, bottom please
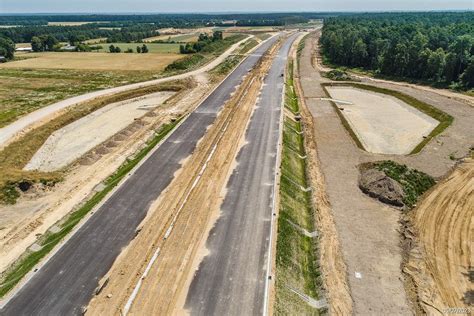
left=299, top=31, right=411, bottom=315
left=405, top=159, right=473, bottom=314
left=0, top=36, right=253, bottom=149
left=0, top=35, right=278, bottom=316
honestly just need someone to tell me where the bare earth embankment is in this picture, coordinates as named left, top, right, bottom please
left=25, top=92, right=174, bottom=171
left=404, top=159, right=473, bottom=314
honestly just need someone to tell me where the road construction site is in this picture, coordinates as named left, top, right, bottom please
left=297, top=29, right=474, bottom=315
left=0, top=32, right=304, bottom=315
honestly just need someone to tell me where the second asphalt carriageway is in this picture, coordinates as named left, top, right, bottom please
left=185, top=33, right=300, bottom=315
left=0, top=35, right=280, bottom=316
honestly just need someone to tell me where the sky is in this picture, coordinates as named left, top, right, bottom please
left=0, top=0, right=472, bottom=13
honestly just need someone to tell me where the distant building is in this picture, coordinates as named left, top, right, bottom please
left=15, top=47, right=33, bottom=52
left=60, top=44, right=77, bottom=51
left=0, top=56, right=6, bottom=63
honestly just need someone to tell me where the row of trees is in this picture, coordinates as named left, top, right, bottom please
left=320, top=13, right=474, bottom=88
left=179, top=31, right=224, bottom=54
left=0, top=24, right=159, bottom=45
left=109, top=44, right=149, bottom=53
left=31, top=35, right=59, bottom=51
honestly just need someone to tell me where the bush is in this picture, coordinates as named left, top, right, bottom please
left=375, top=160, right=435, bottom=207
left=165, top=54, right=205, bottom=72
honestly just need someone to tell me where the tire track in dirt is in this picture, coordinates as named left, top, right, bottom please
left=404, top=159, right=473, bottom=315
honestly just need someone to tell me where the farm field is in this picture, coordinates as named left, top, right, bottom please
left=0, top=68, right=157, bottom=127
left=325, top=86, right=439, bottom=155
left=0, top=51, right=182, bottom=71
left=96, top=42, right=181, bottom=53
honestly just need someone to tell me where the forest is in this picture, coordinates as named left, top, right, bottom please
left=320, top=12, right=474, bottom=89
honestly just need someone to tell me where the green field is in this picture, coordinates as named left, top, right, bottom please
left=97, top=42, right=181, bottom=53
left=0, top=68, right=156, bottom=128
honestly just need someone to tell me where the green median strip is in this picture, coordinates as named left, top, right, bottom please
left=0, top=117, right=183, bottom=298
left=274, top=60, right=325, bottom=315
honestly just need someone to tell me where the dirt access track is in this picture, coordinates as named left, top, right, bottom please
left=298, top=30, right=474, bottom=315
left=0, top=35, right=254, bottom=149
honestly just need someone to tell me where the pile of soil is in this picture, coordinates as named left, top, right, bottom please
left=359, top=168, right=405, bottom=207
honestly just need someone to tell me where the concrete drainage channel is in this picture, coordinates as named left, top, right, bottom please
left=273, top=60, right=327, bottom=315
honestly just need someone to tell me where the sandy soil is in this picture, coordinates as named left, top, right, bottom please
left=25, top=91, right=175, bottom=171
left=325, top=86, right=438, bottom=155
left=0, top=36, right=253, bottom=149
left=86, top=38, right=281, bottom=316
left=0, top=79, right=211, bottom=275
left=404, top=159, right=473, bottom=314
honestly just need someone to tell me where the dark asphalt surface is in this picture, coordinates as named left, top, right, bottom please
left=0, top=36, right=280, bottom=316
left=184, top=33, right=299, bottom=316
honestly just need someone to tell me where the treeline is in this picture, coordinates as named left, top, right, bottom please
left=0, top=24, right=160, bottom=44
left=320, top=12, right=474, bottom=89
left=105, top=24, right=158, bottom=43
left=0, top=13, right=339, bottom=27
left=179, top=31, right=223, bottom=54
left=0, top=25, right=115, bottom=43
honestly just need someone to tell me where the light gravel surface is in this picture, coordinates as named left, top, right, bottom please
left=326, top=86, right=438, bottom=155
left=24, top=92, right=174, bottom=172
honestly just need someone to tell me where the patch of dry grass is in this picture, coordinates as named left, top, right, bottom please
left=0, top=68, right=158, bottom=127
left=0, top=52, right=183, bottom=71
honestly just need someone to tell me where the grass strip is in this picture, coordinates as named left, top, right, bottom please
left=0, top=117, right=183, bottom=297
left=321, top=82, right=453, bottom=154
left=275, top=60, right=324, bottom=315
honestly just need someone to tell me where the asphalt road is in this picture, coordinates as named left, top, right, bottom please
left=184, top=33, right=299, bottom=315
left=0, top=35, right=280, bottom=316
